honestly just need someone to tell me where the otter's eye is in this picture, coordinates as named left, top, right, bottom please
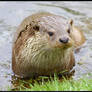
left=67, top=29, right=70, bottom=33
left=48, top=32, right=54, bottom=36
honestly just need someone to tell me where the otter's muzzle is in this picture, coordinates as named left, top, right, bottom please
left=59, top=37, right=69, bottom=43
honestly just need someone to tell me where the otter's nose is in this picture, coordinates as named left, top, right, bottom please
left=59, top=37, right=69, bottom=43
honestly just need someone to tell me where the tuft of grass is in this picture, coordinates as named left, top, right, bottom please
left=18, top=74, right=92, bottom=91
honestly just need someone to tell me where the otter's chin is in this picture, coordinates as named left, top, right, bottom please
left=53, top=42, right=73, bottom=49
left=63, top=45, right=72, bottom=50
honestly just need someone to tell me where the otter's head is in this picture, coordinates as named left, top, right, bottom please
left=32, top=16, right=74, bottom=50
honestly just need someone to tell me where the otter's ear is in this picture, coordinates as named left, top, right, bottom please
left=33, top=25, right=39, bottom=31
left=69, top=19, right=73, bottom=26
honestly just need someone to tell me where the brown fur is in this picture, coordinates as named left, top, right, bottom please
left=12, top=12, right=85, bottom=78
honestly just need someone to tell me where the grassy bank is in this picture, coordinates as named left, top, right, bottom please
left=12, top=74, right=92, bottom=91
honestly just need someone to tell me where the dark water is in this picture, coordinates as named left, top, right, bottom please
left=0, top=1, right=92, bottom=90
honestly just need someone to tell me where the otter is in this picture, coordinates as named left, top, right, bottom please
left=12, top=12, right=85, bottom=78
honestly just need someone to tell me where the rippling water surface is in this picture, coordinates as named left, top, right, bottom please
left=0, top=1, right=92, bottom=90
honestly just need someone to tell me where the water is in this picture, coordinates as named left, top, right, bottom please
left=0, top=1, right=92, bottom=90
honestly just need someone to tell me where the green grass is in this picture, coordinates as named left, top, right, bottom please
left=15, top=74, right=92, bottom=91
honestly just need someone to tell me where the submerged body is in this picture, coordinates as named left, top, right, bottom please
left=12, top=12, right=85, bottom=78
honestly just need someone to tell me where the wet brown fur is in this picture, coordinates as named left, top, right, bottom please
left=12, top=12, right=85, bottom=78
